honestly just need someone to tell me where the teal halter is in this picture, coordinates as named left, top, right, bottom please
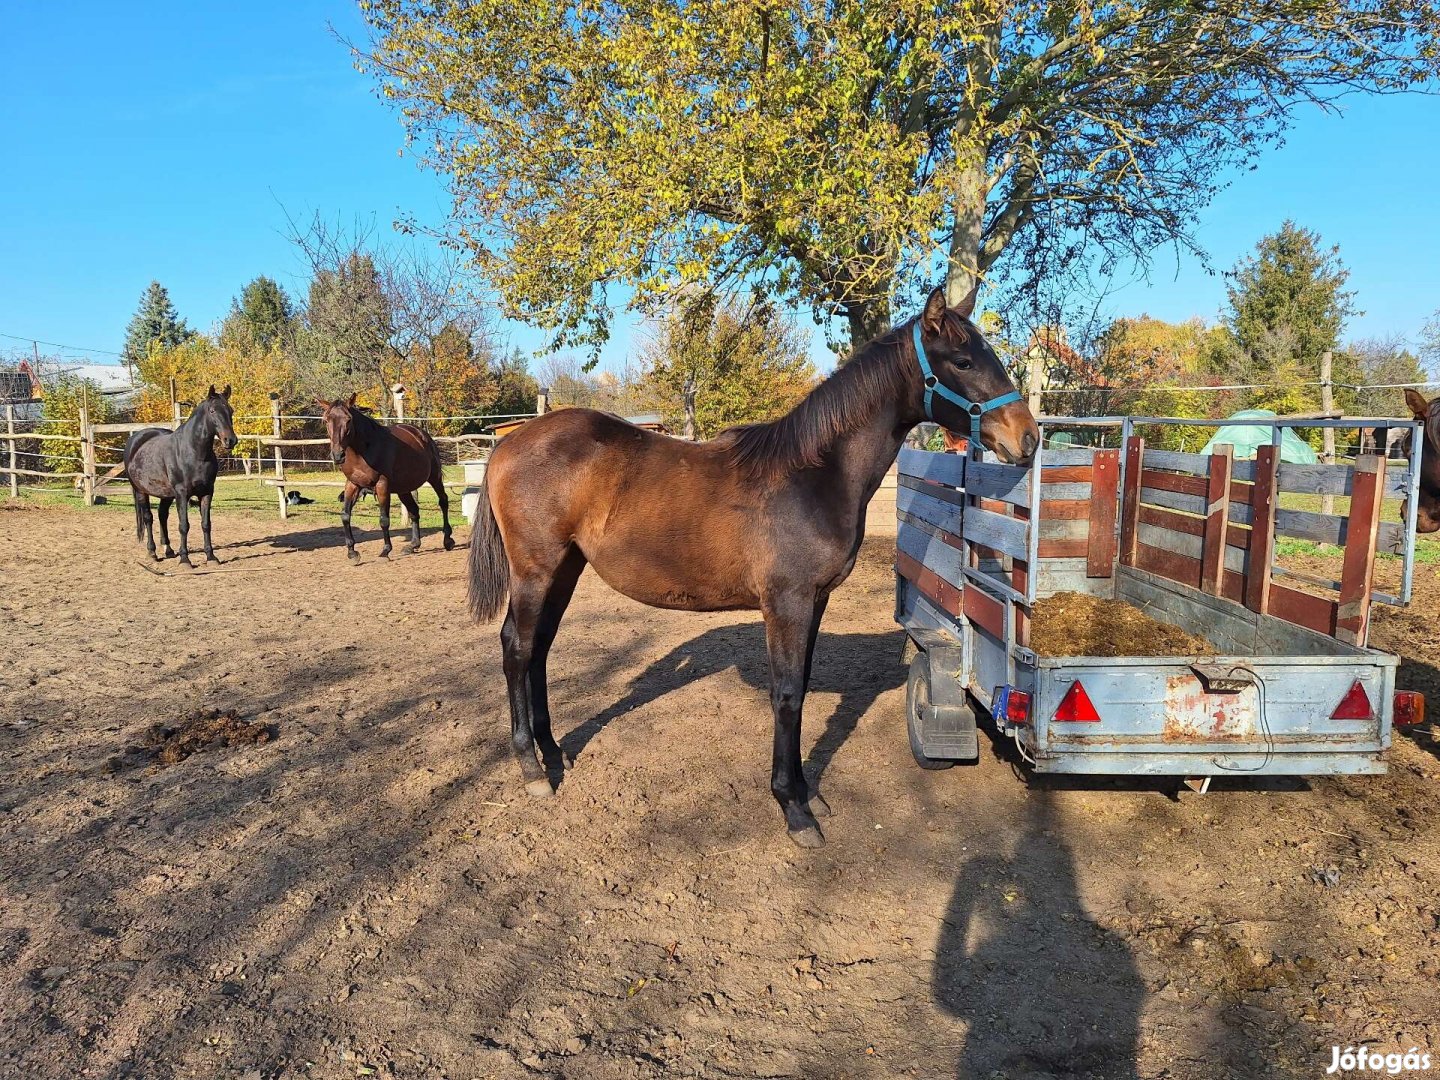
left=912, top=321, right=1022, bottom=426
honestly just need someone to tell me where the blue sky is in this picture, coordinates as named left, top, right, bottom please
left=2, top=2, right=1438, bottom=376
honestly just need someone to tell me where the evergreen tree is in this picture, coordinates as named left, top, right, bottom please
left=1222, top=221, right=1357, bottom=380
left=122, top=281, right=194, bottom=370
left=222, top=276, right=296, bottom=349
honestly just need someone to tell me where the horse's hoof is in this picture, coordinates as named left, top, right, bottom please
left=346, top=549, right=359, bottom=561
left=787, top=824, right=825, bottom=849
left=206, top=556, right=220, bottom=565
left=404, top=544, right=419, bottom=555
left=379, top=549, right=392, bottom=560
left=525, top=778, right=556, bottom=799
left=807, top=793, right=832, bottom=818
left=177, top=560, right=195, bottom=571
left=444, top=536, right=455, bottom=551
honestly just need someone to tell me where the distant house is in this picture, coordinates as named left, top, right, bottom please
left=0, top=360, right=43, bottom=420
left=61, top=363, right=140, bottom=408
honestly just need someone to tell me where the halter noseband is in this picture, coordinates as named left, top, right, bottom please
left=912, top=321, right=1022, bottom=426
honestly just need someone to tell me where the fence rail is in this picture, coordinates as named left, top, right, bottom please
left=2, top=383, right=536, bottom=511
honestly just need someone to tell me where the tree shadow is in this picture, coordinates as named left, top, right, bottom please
left=934, top=788, right=1145, bottom=1079
left=557, top=622, right=907, bottom=787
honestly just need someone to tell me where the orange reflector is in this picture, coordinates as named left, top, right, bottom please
left=1331, top=680, right=1374, bottom=721
left=1393, top=691, right=1426, bottom=729
left=1054, top=681, right=1101, bottom=723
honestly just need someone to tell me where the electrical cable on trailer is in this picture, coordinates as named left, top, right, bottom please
left=1209, top=665, right=1274, bottom=773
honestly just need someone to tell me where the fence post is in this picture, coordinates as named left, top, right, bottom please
left=271, top=393, right=287, bottom=519
left=79, top=390, right=96, bottom=506
left=169, top=377, right=181, bottom=429
left=5, top=403, right=16, bottom=499
left=1320, top=350, right=1335, bottom=516
left=1026, top=350, right=1044, bottom=419
left=392, top=383, right=409, bottom=527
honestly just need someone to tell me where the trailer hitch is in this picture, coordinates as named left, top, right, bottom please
left=1190, top=664, right=1255, bottom=694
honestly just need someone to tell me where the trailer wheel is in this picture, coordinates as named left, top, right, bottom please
left=907, top=653, right=957, bottom=770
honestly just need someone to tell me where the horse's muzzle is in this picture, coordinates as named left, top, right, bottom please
left=224, top=436, right=238, bottom=451
left=332, top=452, right=346, bottom=465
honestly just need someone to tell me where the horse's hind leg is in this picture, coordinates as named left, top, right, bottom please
left=398, top=491, right=421, bottom=553
left=375, top=480, right=393, bottom=559
left=528, top=546, right=586, bottom=772
left=157, top=497, right=176, bottom=559
left=430, top=468, right=455, bottom=550
left=501, top=573, right=559, bottom=798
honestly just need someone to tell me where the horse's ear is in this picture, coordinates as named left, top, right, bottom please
left=1404, top=388, right=1430, bottom=420
left=207, top=384, right=218, bottom=398
left=955, top=282, right=979, bottom=319
left=314, top=397, right=330, bottom=411
left=221, top=384, right=231, bottom=400
left=347, top=392, right=357, bottom=408
left=921, top=287, right=947, bottom=334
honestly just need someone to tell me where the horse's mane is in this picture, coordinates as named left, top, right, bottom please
left=714, top=325, right=912, bottom=480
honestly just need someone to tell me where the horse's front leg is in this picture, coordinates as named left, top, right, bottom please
left=340, top=481, right=360, bottom=560
left=174, top=488, right=194, bottom=568
left=199, top=491, right=218, bottom=563
left=763, top=589, right=825, bottom=848
left=431, top=469, right=455, bottom=550
left=398, top=491, right=422, bottom=553
left=375, top=479, right=393, bottom=559
left=158, top=497, right=176, bottom=559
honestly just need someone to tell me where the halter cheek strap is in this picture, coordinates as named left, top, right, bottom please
left=912, top=321, right=1022, bottom=426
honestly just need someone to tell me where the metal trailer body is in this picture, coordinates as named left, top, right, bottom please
left=894, top=417, right=1422, bottom=778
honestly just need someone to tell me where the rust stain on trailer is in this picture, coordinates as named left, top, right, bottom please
left=1163, top=675, right=1257, bottom=742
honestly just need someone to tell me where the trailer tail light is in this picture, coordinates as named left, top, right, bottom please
left=1054, top=681, right=1101, bottom=723
left=1330, top=680, right=1375, bottom=721
left=993, top=686, right=1031, bottom=725
left=1393, top=691, right=1425, bottom=729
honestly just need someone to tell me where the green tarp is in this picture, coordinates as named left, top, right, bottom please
left=1200, top=410, right=1319, bottom=464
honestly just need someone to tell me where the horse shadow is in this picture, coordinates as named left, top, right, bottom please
left=558, top=623, right=907, bottom=787
left=933, top=788, right=1145, bottom=1079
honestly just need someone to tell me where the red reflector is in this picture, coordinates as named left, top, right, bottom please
left=1394, top=691, right=1426, bottom=729
left=1007, top=690, right=1032, bottom=724
left=1331, top=680, right=1374, bottom=721
left=1054, top=681, right=1101, bottom=723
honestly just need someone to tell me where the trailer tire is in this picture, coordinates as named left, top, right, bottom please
left=907, top=653, right=957, bottom=770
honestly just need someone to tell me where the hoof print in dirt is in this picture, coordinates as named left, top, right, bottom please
left=103, top=710, right=277, bottom=773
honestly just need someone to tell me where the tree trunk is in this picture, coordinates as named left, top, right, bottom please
left=681, top=372, right=698, bottom=440
left=945, top=152, right=988, bottom=306
left=845, top=296, right=892, bottom=353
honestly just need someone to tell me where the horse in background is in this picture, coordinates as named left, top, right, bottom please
left=1403, top=389, right=1440, bottom=533
left=317, top=395, right=455, bottom=559
left=468, top=286, right=1038, bottom=847
left=125, top=385, right=239, bottom=567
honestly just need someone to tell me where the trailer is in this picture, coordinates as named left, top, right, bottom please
left=894, top=417, right=1427, bottom=778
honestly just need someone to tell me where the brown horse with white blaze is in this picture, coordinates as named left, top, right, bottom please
left=468, top=287, right=1038, bottom=846
left=318, top=395, right=456, bottom=559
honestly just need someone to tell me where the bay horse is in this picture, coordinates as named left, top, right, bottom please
left=1403, top=389, right=1440, bottom=533
left=125, top=385, right=239, bottom=567
left=317, top=395, right=455, bottom=559
left=468, top=287, right=1038, bottom=847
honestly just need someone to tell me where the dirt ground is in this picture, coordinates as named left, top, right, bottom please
left=2, top=502, right=1439, bottom=1080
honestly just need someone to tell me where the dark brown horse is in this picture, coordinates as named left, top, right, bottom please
left=468, top=287, right=1037, bottom=847
left=1403, top=389, right=1440, bottom=533
left=318, top=395, right=455, bottom=559
left=125, top=385, right=239, bottom=567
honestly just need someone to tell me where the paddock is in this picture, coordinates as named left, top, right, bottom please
left=2, top=504, right=1439, bottom=1079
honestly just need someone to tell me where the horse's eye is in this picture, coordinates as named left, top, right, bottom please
left=953, top=355, right=973, bottom=370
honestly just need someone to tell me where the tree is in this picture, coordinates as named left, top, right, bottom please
left=135, top=333, right=294, bottom=430
left=1341, top=337, right=1430, bottom=418
left=123, top=281, right=193, bottom=372
left=1226, top=222, right=1356, bottom=370
left=490, top=348, right=541, bottom=421
left=39, top=377, right=120, bottom=474
left=361, top=0, right=1439, bottom=349
left=222, top=276, right=297, bottom=350
left=396, top=321, right=500, bottom=433
left=638, top=299, right=816, bottom=439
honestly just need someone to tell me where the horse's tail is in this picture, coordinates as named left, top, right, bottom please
left=467, top=476, right=509, bottom=622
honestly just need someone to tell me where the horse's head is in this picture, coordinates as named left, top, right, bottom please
left=318, top=394, right=366, bottom=465
left=909, top=287, right=1038, bottom=466
left=199, top=385, right=238, bottom=451
left=1403, top=389, right=1440, bottom=533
